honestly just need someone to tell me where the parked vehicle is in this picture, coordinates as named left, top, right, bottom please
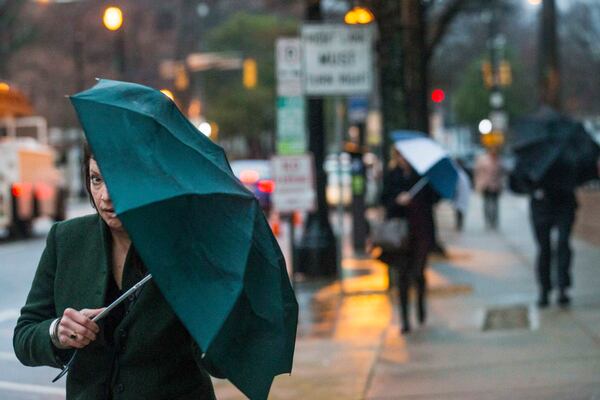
left=324, top=152, right=381, bottom=207
left=230, top=159, right=274, bottom=214
left=0, top=117, right=67, bottom=238
left=324, top=153, right=352, bottom=207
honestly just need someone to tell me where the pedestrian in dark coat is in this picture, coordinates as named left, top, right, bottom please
left=528, top=154, right=579, bottom=308
left=13, top=147, right=222, bottom=399
left=379, top=149, right=436, bottom=334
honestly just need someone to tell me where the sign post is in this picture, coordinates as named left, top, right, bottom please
left=272, top=154, right=317, bottom=280
left=301, top=24, right=374, bottom=270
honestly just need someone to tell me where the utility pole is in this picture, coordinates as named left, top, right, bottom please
left=485, top=6, right=508, bottom=147
left=538, top=0, right=560, bottom=109
left=296, top=0, right=337, bottom=278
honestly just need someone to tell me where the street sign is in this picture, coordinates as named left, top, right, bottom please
left=276, top=38, right=303, bottom=97
left=271, top=154, right=316, bottom=213
left=301, top=24, right=373, bottom=96
left=347, top=96, right=369, bottom=123
left=276, top=96, right=307, bottom=155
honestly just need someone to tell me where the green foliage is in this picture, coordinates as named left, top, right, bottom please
left=203, top=12, right=297, bottom=139
left=453, top=50, right=535, bottom=127
left=453, top=60, right=490, bottom=125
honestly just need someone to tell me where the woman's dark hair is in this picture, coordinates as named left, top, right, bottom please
left=82, top=141, right=97, bottom=210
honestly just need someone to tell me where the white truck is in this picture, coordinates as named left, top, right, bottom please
left=0, top=116, right=67, bottom=238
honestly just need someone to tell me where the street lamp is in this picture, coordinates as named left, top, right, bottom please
left=479, top=119, right=493, bottom=135
left=343, top=5, right=375, bottom=253
left=102, top=6, right=126, bottom=79
left=344, top=6, right=374, bottom=25
left=103, top=6, right=123, bottom=31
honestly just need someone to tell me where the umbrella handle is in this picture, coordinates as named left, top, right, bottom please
left=92, top=274, right=153, bottom=322
left=408, top=177, right=430, bottom=197
left=51, top=274, right=153, bottom=383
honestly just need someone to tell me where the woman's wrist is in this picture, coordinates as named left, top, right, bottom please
left=49, top=318, right=69, bottom=349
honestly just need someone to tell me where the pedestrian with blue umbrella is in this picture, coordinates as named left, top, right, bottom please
left=379, top=131, right=470, bottom=334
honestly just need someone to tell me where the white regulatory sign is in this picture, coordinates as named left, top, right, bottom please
left=271, top=154, right=316, bottom=213
left=302, top=24, right=373, bottom=96
left=276, top=38, right=303, bottom=97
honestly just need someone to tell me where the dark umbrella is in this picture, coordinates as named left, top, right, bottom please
left=510, top=107, right=600, bottom=192
left=70, top=79, right=298, bottom=399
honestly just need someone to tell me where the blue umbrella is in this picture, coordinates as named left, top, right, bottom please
left=391, top=130, right=470, bottom=210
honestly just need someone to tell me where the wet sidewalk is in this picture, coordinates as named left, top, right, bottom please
left=213, top=193, right=600, bottom=399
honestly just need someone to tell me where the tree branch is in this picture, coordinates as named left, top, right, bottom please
left=426, top=0, right=469, bottom=62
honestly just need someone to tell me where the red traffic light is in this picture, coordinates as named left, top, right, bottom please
left=431, top=89, right=445, bottom=103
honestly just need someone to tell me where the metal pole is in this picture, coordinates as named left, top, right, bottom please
left=350, top=121, right=367, bottom=253
left=297, top=0, right=338, bottom=278
left=335, top=97, right=345, bottom=284
left=115, top=28, right=126, bottom=79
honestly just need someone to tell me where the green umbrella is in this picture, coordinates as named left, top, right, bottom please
left=70, top=79, right=298, bottom=399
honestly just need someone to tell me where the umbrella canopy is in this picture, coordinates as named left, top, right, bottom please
left=70, top=79, right=297, bottom=400
left=391, top=130, right=471, bottom=208
left=511, top=107, right=600, bottom=192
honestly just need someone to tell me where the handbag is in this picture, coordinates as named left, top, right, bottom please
left=372, top=218, right=409, bottom=251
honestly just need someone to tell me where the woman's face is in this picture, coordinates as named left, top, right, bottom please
left=89, top=158, right=124, bottom=232
left=394, top=150, right=410, bottom=171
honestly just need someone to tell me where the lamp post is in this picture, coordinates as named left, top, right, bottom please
left=344, top=5, right=374, bottom=254
left=102, top=6, right=126, bottom=79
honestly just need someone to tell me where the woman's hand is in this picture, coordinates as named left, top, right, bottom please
left=395, top=192, right=412, bottom=206
left=57, top=308, right=104, bottom=349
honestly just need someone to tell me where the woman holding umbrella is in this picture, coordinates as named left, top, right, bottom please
left=14, top=79, right=298, bottom=400
left=13, top=144, right=222, bottom=399
left=380, top=148, right=437, bottom=334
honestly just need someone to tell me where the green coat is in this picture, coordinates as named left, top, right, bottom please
left=13, top=215, right=219, bottom=400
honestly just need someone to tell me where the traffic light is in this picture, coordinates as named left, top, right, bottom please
left=481, top=61, right=493, bottom=88
left=499, top=61, right=512, bottom=86
left=243, top=58, right=257, bottom=89
left=431, top=88, right=445, bottom=103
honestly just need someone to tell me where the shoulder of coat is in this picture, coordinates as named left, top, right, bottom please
left=53, top=213, right=100, bottom=238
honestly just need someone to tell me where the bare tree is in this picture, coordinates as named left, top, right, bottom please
left=561, top=0, right=600, bottom=115
left=0, top=0, right=35, bottom=77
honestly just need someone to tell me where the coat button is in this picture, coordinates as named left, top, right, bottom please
left=115, top=383, right=124, bottom=393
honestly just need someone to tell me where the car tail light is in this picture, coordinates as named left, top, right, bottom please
left=35, top=184, right=54, bottom=201
left=239, top=170, right=260, bottom=184
left=257, top=179, right=274, bottom=194
left=12, top=183, right=24, bottom=198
